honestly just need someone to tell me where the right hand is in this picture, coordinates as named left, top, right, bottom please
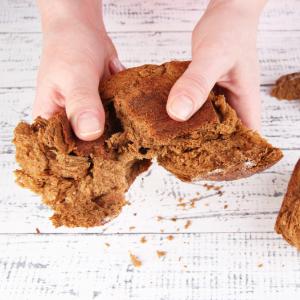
left=34, top=6, right=124, bottom=141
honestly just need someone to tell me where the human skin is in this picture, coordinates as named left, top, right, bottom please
left=166, top=0, right=267, bottom=131
left=34, top=0, right=267, bottom=141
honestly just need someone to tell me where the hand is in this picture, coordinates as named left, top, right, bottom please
left=166, top=0, right=267, bottom=131
left=34, top=0, right=124, bottom=141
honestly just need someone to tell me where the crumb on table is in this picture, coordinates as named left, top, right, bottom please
left=140, top=236, right=147, bottom=243
left=130, top=253, right=142, bottom=267
left=184, top=220, right=192, bottom=229
left=156, top=250, right=167, bottom=258
left=167, top=235, right=174, bottom=241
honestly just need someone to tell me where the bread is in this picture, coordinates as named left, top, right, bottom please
left=275, top=159, right=300, bottom=249
left=271, top=72, right=300, bottom=100
left=13, top=61, right=283, bottom=227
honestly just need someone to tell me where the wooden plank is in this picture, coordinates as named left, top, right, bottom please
left=0, top=233, right=299, bottom=299
left=1, top=0, right=300, bottom=33
left=1, top=1, right=300, bottom=298
left=0, top=30, right=300, bottom=88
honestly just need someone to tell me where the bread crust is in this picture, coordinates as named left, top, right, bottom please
left=271, top=72, right=300, bottom=100
left=275, top=159, right=300, bottom=249
left=13, top=61, right=283, bottom=227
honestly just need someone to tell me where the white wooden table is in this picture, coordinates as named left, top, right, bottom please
left=1, top=1, right=300, bottom=299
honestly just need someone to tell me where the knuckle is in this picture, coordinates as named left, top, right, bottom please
left=180, top=71, right=210, bottom=99
left=67, top=87, right=98, bottom=111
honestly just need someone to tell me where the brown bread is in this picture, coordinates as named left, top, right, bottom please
left=271, top=72, right=300, bottom=100
left=275, top=160, right=300, bottom=250
left=13, top=61, right=283, bottom=227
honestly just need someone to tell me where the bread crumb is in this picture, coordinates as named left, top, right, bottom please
left=184, top=220, right=192, bottom=229
left=203, top=184, right=222, bottom=191
left=171, top=217, right=177, bottom=222
left=217, top=190, right=224, bottom=196
left=176, top=228, right=180, bottom=232
left=203, top=183, right=214, bottom=190
left=140, top=236, right=147, bottom=243
left=157, top=250, right=167, bottom=258
left=35, top=228, right=40, bottom=234
left=258, top=263, right=263, bottom=268
left=204, top=203, right=209, bottom=207
left=157, top=216, right=163, bottom=221
left=177, top=197, right=197, bottom=209
left=129, top=226, right=136, bottom=230
left=130, top=253, right=142, bottom=267
left=271, top=72, right=300, bottom=100
left=196, top=192, right=200, bottom=196
left=160, top=229, right=165, bottom=233
left=105, top=242, right=110, bottom=247
left=167, top=235, right=174, bottom=241
left=224, top=204, right=228, bottom=209
left=190, top=198, right=196, bottom=208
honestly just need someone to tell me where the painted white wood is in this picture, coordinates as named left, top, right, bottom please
left=0, top=30, right=300, bottom=88
left=0, top=233, right=299, bottom=300
left=1, top=0, right=300, bottom=33
left=1, top=0, right=300, bottom=298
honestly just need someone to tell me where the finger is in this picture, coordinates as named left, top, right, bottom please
left=109, top=56, right=125, bottom=75
left=166, top=48, right=230, bottom=121
left=225, top=83, right=261, bottom=132
left=105, top=36, right=125, bottom=76
left=220, top=65, right=261, bottom=132
left=65, top=82, right=105, bottom=141
left=64, top=66, right=105, bottom=141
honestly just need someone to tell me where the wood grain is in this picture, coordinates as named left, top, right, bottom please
left=0, top=31, right=300, bottom=88
left=0, top=233, right=299, bottom=300
left=1, top=0, right=300, bottom=298
left=1, top=0, right=300, bottom=33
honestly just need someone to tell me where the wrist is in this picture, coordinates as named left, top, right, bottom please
left=37, top=0, right=105, bottom=34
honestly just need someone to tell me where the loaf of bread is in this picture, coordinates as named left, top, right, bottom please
left=13, top=61, right=283, bottom=227
left=275, top=159, right=300, bottom=250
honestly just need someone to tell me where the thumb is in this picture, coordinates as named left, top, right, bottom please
left=167, top=53, right=228, bottom=121
left=65, top=84, right=105, bottom=142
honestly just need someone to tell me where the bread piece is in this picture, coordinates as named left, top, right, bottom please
left=271, top=72, right=300, bottom=100
left=275, top=160, right=300, bottom=249
left=14, top=61, right=283, bottom=227
left=101, top=61, right=283, bottom=181
left=14, top=110, right=151, bottom=228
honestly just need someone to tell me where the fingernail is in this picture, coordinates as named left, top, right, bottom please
left=168, top=95, right=194, bottom=121
left=76, top=111, right=103, bottom=138
left=109, top=57, right=125, bottom=74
